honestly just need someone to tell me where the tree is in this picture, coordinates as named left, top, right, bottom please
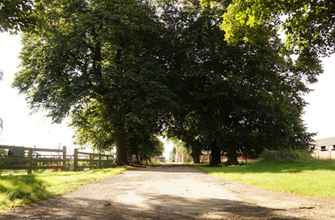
left=221, top=0, right=333, bottom=87
left=162, top=1, right=316, bottom=166
left=129, top=135, right=164, bottom=163
left=167, top=111, right=204, bottom=163
left=170, top=137, right=192, bottom=163
left=13, top=0, right=317, bottom=167
left=72, top=101, right=164, bottom=163
left=13, top=0, right=175, bottom=165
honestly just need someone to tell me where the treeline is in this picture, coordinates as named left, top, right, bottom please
left=1, top=0, right=334, bottom=165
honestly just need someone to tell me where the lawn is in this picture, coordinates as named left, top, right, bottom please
left=0, top=167, right=125, bottom=212
left=199, top=160, right=335, bottom=198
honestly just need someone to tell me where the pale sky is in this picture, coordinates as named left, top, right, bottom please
left=0, top=33, right=74, bottom=149
left=0, top=32, right=334, bottom=155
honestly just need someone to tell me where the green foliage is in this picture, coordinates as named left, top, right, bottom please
left=12, top=0, right=317, bottom=166
left=71, top=100, right=164, bottom=161
left=130, top=135, right=164, bottom=162
left=200, top=160, right=335, bottom=197
left=170, top=138, right=192, bottom=163
left=0, top=0, right=34, bottom=31
left=13, top=0, right=175, bottom=165
left=71, top=101, right=115, bottom=151
left=162, top=1, right=314, bottom=165
left=260, top=149, right=313, bottom=162
left=222, top=0, right=335, bottom=56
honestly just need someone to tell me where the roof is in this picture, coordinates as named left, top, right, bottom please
left=314, top=137, right=335, bottom=147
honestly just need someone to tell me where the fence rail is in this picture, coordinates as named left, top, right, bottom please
left=0, top=145, right=115, bottom=174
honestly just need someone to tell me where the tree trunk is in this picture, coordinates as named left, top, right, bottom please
left=209, top=144, right=221, bottom=166
left=135, top=153, right=140, bottom=163
left=191, top=148, right=201, bottom=164
left=115, top=129, right=128, bottom=166
left=226, top=144, right=239, bottom=166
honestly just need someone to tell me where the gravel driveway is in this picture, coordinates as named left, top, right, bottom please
left=1, top=165, right=334, bottom=220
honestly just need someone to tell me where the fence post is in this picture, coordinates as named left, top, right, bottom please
left=27, top=148, right=33, bottom=175
left=62, top=146, right=67, bottom=171
left=99, top=153, right=102, bottom=168
left=74, top=148, right=78, bottom=171
left=89, top=153, right=93, bottom=169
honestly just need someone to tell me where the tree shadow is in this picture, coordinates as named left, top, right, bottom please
left=0, top=174, right=51, bottom=209
left=0, top=194, right=309, bottom=220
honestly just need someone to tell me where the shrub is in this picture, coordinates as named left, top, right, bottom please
left=261, top=149, right=313, bottom=162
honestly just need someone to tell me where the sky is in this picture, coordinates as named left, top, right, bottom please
left=0, top=32, right=334, bottom=156
left=0, top=33, right=74, bottom=150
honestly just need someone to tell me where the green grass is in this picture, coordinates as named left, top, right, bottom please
left=0, top=168, right=125, bottom=212
left=199, top=160, right=335, bottom=198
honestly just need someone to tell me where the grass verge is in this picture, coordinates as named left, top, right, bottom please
left=199, top=160, right=335, bottom=198
left=0, top=167, right=125, bottom=212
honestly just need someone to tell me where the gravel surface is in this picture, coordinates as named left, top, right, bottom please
left=1, top=165, right=335, bottom=220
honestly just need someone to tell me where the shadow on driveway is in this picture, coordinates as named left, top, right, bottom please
left=0, top=194, right=306, bottom=220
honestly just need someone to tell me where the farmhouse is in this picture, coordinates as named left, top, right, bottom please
left=313, top=137, right=335, bottom=151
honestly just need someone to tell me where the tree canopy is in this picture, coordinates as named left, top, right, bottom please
left=13, top=0, right=175, bottom=164
left=0, top=0, right=34, bottom=31
left=222, top=0, right=335, bottom=56
left=10, top=0, right=326, bottom=165
left=162, top=1, right=315, bottom=165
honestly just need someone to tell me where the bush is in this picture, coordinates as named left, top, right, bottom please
left=261, top=149, right=313, bottom=162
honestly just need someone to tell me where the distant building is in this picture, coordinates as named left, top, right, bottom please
left=312, top=137, right=335, bottom=160
left=313, top=137, right=335, bottom=151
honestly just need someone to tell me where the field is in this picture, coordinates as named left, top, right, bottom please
left=0, top=168, right=125, bottom=212
left=199, top=160, right=335, bottom=198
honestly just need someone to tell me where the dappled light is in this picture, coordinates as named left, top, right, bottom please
left=0, top=166, right=316, bottom=220
left=0, top=196, right=303, bottom=220
left=0, top=0, right=335, bottom=219
left=0, top=174, right=50, bottom=210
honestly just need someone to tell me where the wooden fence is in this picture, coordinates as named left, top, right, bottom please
left=73, top=149, right=115, bottom=171
left=0, top=145, right=115, bottom=174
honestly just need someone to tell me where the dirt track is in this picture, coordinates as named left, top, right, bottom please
left=1, top=165, right=334, bottom=220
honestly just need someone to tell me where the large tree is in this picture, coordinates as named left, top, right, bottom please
left=12, top=0, right=318, bottom=167
left=13, top=0, right=175, bottom=165
left=162, top=1, right=316, bottom=165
